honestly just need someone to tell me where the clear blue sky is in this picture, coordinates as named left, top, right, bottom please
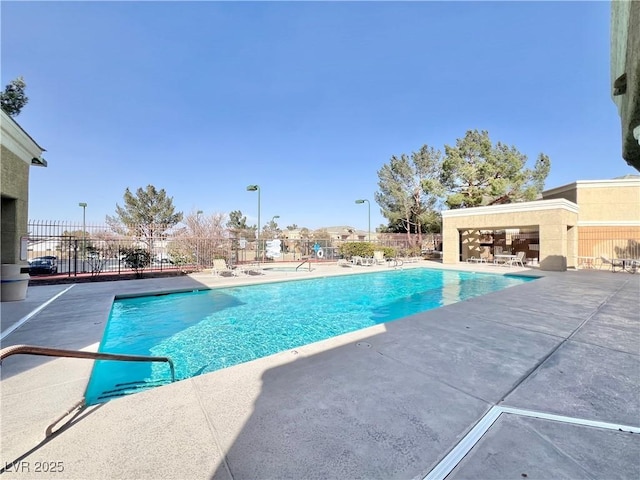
left=2, top=1, right=637, bottom=231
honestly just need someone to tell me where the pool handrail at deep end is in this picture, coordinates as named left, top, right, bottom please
left=0, top=344, right=176, bottom=383
left=296, top=259, right=311, bottom=271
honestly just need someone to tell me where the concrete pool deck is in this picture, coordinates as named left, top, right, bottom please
left=1, top=260, right=638, bottom=479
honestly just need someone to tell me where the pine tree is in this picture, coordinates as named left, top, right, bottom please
left=0, top=76, right=28, bottom=117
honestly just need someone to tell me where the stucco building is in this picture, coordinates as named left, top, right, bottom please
left=611, top=0, right=640, bottom=171
left=441, top=176, right=640, bottom=271
left=1, top=109, right=47, bottom=300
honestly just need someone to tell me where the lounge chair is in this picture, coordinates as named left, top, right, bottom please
left=467, top=256, right=487, bottom=264
left=387, top=257, right=404, bottom=268
left=403, top=256, right=421, bottom=263
left=211, top=259, right=241, bottom=277
left=337, top=259, right=352, bottom=268
left=372, top=251, right=386, bottom=265
left=600, top=255, right=623, bottom=272
left=244, top=263, right=264, bottom=275
left=360, top=256, right=374, bottom=266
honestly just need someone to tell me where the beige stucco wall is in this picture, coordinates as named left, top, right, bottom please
left=1, top=110, right=46, bottom=272
left=1, top=145, right=30, bottom=264
left=575, top=184, right=640, bottom=224
left=543, top=180, right=640, bottom=224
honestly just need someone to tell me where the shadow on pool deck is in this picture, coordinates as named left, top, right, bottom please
left=0, top=264, right=638, bottom=479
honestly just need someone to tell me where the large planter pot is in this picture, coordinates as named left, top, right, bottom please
left=1, top=264, right=30, bottom=302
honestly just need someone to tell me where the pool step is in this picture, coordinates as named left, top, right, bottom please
left=97, top=379, right=172, bottom=402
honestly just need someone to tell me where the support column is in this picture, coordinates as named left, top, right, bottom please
left=442, top=225, right=460, bottom=264
left=539, top=224, right=568, bottom=271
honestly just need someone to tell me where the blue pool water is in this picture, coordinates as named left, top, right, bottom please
left=85, top=268, right=535, bottom=404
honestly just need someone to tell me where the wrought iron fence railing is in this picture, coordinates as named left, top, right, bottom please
left=26, top=220, right=437, bottom=277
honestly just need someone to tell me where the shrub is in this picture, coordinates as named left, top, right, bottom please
left=120, top=247, right=151, bottom=278
left=380, top=246, right=397, bottom=258
left=339, top=243, right=397, bottom=259
left=339, top=242, right=372, bottom=258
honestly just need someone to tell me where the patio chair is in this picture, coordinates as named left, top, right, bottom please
left=211, top=259, right=240, bottom=277
left=372, top=251, right=386, bottom=265
left=600, top=255, right=623, bottom=272
left=506, top=251, right=526, bottom=267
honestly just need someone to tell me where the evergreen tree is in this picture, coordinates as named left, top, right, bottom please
left=0, top=76, right=28, bottom=117
left=375, top=145, right=443, bottom=243
left=441, top=130, right=551, bottom=209
left=226, top=210, right=249, bottom=230
left=106, top=185, right=183, bottom=248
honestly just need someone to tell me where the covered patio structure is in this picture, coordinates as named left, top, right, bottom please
left=442, top=198, right=579, bottom=271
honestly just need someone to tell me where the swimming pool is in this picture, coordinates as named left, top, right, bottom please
left=85, top=268, right=535, bottom=404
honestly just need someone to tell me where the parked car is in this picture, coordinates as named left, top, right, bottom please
left=29, top=258, right=58, bottom=275
left=29, top=255, right=58, bottom=266
left=152, top=257, right=174, bottom=266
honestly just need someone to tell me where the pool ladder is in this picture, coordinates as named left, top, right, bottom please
left=296, top=259, right=312, bottom=271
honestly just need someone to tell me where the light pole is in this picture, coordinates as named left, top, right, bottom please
left=196, top=210, right=203, bottom=268
left=78, top=202, right=87, bottom=272
left=246, top=185, right=260, bottom=263
left=355, top=199, right=370, bottom=242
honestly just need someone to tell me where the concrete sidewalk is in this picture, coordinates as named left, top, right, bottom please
left=1, top=262, right=638, bottom=479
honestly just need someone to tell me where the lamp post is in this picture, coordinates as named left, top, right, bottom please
left=196, top=210, right=203, bottom=268
left=78, top=202, right=87, bottom=272
left=355, top=199, right=370, bottom=242
left=246, top=185, right=260, bottom=263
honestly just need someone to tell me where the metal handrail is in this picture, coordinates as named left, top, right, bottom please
left=388, top=258, right=404, bottom=268
left=0, top=344, right=176, bottom=382
left=296, top=259, right=311, bottom=271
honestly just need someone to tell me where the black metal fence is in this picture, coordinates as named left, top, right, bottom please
left=26, top=220, right=439, bottom=278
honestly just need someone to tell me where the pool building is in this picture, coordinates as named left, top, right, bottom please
left=442, top=176, right=640, bottom=271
